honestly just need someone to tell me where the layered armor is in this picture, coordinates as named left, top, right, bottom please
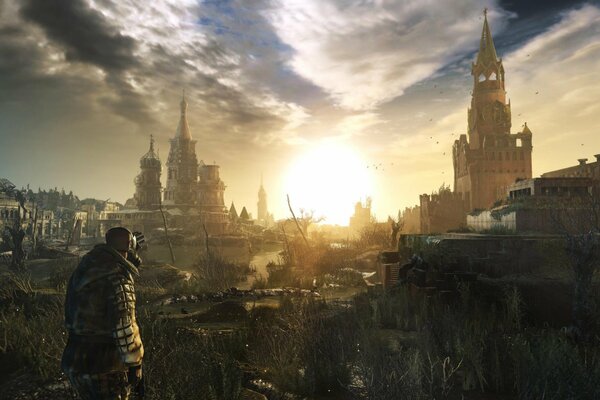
left=62, top=243, right=143, bottom=399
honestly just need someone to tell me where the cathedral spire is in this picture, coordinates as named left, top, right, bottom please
left=175, top=89, right=192, bottom=140
left=141, top=134, right=160, bottom=164
left=176, top=90, right=192, bottom=140
left=258, top=174, right=266, bottom=196
left=180, top=89, right=187, bottom=115
left=475, top=9, right=499, bottom=68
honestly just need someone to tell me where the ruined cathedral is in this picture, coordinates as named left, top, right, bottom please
left=133, top=94, right=229, bottom=235
left=452, top=12, right=533, bottom=211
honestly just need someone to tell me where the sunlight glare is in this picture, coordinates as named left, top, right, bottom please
left=283, top=142, right=373, bottom=226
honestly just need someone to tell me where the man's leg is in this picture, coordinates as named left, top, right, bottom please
left=67, top=371, right=131, bottom=400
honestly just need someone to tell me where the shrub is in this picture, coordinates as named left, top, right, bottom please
left=352, top=329, right=425, bottom=400
left=512, top=333, right=600, bottom=399
left=47, top=257, right=79, bottom=293
left=249, top=298, right=359, bottom=397
left=189, top=253, right=250, bottom=292
left=0, top=291, right=66, bottom=381
left=139, top=311, right=246, bottom=399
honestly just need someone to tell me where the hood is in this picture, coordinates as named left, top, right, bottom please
left=71, top=244, right=139, bottom=291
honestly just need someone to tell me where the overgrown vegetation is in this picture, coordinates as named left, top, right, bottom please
left=140, top=312, right=246, bottom=399
left=187, top=252, right=252, bottom=292
left=2, top=236, right=600, bottom=399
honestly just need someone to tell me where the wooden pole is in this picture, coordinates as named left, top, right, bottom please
left=31, top=204, right=38, bottom=257
left=158, top=193, right=176, bottom=264
left=203, top=223, right=210, bottom=259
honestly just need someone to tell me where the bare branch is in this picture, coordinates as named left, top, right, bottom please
left=287, top=194, right=309, bottom=247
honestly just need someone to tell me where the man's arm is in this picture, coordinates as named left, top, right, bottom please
left=108, top=272, right=144, bottom=367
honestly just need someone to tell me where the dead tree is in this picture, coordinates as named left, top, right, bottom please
left=286, top=194, right=310, bottom=246
left=388, top=212, right=404, bottom=249
left=0, top=180, right=29, bottom=270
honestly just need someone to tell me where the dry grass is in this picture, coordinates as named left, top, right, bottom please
left=2, top=254, right=600, bottom=399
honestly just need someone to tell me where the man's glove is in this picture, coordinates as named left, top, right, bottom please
left=127, top=249, right=142, bottom=267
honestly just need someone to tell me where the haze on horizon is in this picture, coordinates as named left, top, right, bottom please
left=1, top=0, right=599, bottom=226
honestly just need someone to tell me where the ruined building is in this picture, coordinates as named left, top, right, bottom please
left=229, top=202, right=239, bottom=221
left=197, top=163, right=229, bottom=234
left=134, top=135, right=162, bottom=210
left=420, top=185, right=466, bottom=234
left=349, top=198, right=372, bottom=235
left=400, top=206, right=421, bottom=234
left=542, top=155, right=600, bottom=181
left=453, top=11, right=533, bottom=211
left=240, top=206, right=250, bottom=221
left=164, top=95, right=199, bottom=207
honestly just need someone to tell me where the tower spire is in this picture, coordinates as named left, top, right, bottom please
left=468, top=8, right=509, bottom=148
left=180, top=89, right=187, bottom=116
left=149, top=134, right=155, bottom=152
left=175, top=90, right=192, bottom=139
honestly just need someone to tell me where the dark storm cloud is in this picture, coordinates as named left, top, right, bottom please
left=499, top=0, right=587, bottom=18
left=0, top=13, right=94, bottom=110
left=0, top=25, right=36, bottom=79
left=0, top=0, right=304, bottom=150
left=20, top=0, right=138, bottom=71
left=11, top=0, right=280, bottom=137
left=16, top=0, right=164, bottom=128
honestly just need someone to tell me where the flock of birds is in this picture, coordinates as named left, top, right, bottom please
left=364, top=79, right=549, bottom=175
left=366, top=162, right=394, bottom=171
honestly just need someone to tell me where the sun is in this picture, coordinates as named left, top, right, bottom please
left=283, top=142, right=373, bottom=226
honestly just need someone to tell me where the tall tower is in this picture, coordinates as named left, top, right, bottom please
left=198, top=163, right=229, bottom=234
left=134, top=135, right=162, bottom=210
left=164, top=93, right=199, bottom=207
left=453, top=10, right=533, bottom=210
left=257, top=174, right=268, bottom=223
left=468, top=9, right=511, bottom=150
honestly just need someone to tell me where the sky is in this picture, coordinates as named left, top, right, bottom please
left=0, top=0, right=599, bottom=225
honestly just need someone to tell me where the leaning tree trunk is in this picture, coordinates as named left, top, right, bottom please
left=9, top=225, right=26, bottom=270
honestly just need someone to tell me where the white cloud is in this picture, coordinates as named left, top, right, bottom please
left=502, top=4, right=600, bottom=173
left=265, top=0, right=510, bottom=110
left=334, top=112, right=385, bottom=139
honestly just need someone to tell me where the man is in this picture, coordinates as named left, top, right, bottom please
left=62, top=227, right=144, bottom=399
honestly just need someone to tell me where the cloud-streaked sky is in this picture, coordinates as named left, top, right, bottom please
left=0, top=0, right=598, bottom=224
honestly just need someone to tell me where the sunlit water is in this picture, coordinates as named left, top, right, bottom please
left=141, top=243, right=283, bottom=289
left=241, top=249, right=282, bottom=289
